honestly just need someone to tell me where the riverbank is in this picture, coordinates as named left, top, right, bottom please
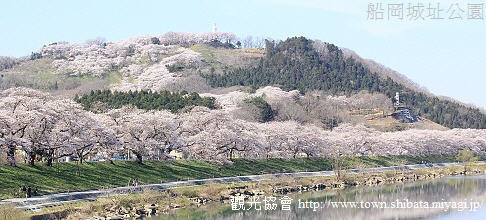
left=16, top=162, right=486, bottom=220
left=0, top=155, right=456, bottom=200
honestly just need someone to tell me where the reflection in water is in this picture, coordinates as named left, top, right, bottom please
left=152, top=175, right=486, bottom=220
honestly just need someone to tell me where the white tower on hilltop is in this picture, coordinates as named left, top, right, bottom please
left=212, top=23, right=217, bottom=33
left=395, top=92, right=400, bottom=106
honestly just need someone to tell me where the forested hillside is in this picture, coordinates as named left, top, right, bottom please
left=205, top=37, right=486, bottom=129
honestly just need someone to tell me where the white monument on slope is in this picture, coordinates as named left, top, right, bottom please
left=395, top=92, right=400, bottom=106
left=212, top=23, right=217, bottom=33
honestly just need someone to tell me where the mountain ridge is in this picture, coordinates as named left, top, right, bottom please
left=340, top=46, right=486, bottom=114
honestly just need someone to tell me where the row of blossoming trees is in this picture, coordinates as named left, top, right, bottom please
left=1, top=88, right=486, bottom=167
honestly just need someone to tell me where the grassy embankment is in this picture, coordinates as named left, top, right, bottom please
left=0, top=155, right=457, bottom=200
left=25, top=161, right=486, bottom=219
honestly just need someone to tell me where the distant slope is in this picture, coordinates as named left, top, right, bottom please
left=349, top=108, right=448, bottom=132
left=340, top=46, right=486, bottom=113
left=0, top=33, right=262, bottom=96
left=339, top=46, right=431, bottom=95
left=205, top=37, right=486, bottom=129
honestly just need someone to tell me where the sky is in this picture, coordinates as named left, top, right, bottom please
left=1, top=0, right=485, bottom=108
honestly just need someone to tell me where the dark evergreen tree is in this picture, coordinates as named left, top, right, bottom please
left=244, top=96, right=275, bottom=122
left=76, top=90, right=216, bottom=113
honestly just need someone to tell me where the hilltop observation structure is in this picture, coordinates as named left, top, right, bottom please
left=391, top=92, right=418, bottom=123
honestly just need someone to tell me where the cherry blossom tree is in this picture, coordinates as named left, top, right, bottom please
left=0, top=88, right=112, bottom=166
left=179, top=108, right=262, bottom=163
left=90, top=113, right=120, bottom=163
left=0, top=110, right=27, bottom=166
left=104, top=107, right=179, bottom=164
left=54, top=106, right=106, bottom=164
left=0, top=88, right=59, bottom=166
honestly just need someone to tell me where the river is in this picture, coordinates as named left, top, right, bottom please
left=149, top=175, right=486, bottom=220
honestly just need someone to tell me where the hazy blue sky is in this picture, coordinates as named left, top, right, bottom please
left=1, top=0, right=485, bottom=108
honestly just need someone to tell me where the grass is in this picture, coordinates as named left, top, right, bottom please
left=0, top=58, right=122, bottom=94
left=0, top=155, right=458, bottom=200
left=189, top=44, right=262, bottom=71
left=104, top=71, right=122, bottom=85
left=0, top=204, right=29, bottom=220
left=350, top=108, right=448, bottom=132
left=190, top=44, right=216, bottom=63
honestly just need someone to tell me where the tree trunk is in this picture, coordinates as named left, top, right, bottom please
left=47, top=158, right=53, bottom=166
left=77, top=150, right=84, bottom=164
left=7, top=146, right=16, bottom=166
left=46, top=149, right=54, bottom=167
left=135, top=153, right=143, bottom=164
left=28, top=151, right=36, bottom=166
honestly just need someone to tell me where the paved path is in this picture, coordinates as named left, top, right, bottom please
left=0, top=161, right=467, bottom=211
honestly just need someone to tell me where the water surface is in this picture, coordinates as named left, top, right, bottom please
left=151, top=175, right=486, bottom=220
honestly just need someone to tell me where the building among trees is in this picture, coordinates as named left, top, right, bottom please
left=392, top=92, right=418, bottom=123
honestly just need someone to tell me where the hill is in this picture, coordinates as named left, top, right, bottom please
left=1, top=33, right=485, bottom=129
left=205, top=37, right=486, bottom=129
